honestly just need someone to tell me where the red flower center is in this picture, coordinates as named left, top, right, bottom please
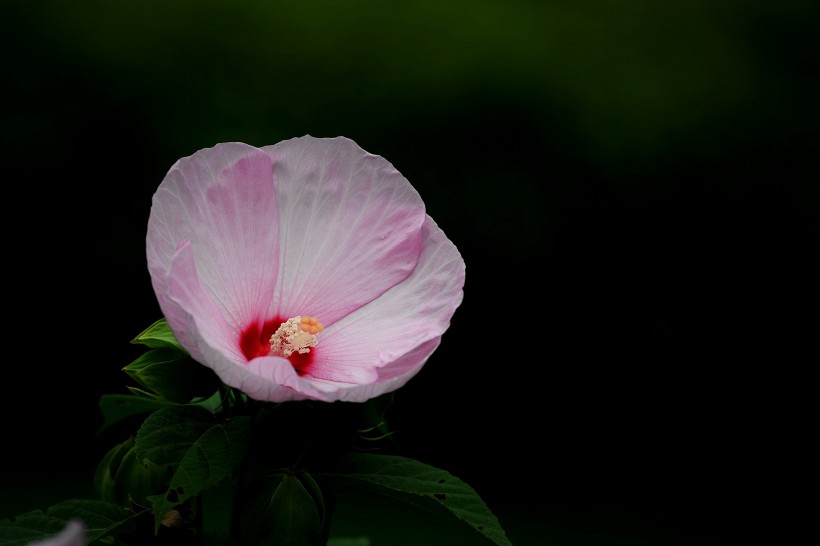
left=239, top=317, right=314, bottom=375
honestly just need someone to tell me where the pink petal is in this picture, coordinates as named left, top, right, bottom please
left=162, top=242, right=325, bottom=401
left=28, top=519, right=86, bottom=546
left=300, top=215, right=465, bottom=398
left=306, top=338, right=443, bottom=402
left=262, top=136, right=426, bottom=326
left=163, top=241, right=242, bottom=364
left=165, top=245, right=384, bottom=403
left=147, top=142, right=281, bottom=349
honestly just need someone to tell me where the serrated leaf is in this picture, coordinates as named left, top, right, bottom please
left=135, top=405, right=216, bottom=465
left=0, top=499, right=135, bottom=545
left=136, top=406, right=251, bottom=532
left=321, top=454, right=512, bottom=546
left=97, top=394, right=174, bottom=434
left=131, top=318, right=184, bottom=351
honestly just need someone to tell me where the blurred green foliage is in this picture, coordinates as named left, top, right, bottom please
left=5, top=0, right=816, bottom=164
left=4, top=0, right=817, bottom=255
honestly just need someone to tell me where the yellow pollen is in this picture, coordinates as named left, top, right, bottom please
left=300, top=316, right=324, bottom=335
left=269, top=316, right=324, bottom=357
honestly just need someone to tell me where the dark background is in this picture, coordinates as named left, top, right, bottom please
left=1, top=1, right=816, bottom=545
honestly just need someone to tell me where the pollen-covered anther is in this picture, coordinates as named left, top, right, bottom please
left=269, top=316, right=324, bottom=357
left=300, top=316, right=324, bottom=335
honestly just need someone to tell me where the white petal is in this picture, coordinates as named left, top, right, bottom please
left=262, top=136, right=426, bottom=326
left=306, top=215, right=465, bottom=388
left=147, top=142, right=280, bottom=337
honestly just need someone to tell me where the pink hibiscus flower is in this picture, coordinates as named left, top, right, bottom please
left=146, top=136, right=465, bottom=403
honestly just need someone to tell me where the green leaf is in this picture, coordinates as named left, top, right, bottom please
left=126, top=386, right=161, bottom=399
left=354, top=393, right=398, bottom=448
left=265, top=475, right=323, bottom=546
left=0, top=499, right=135, bottom=545
left=95, top=438, right=173, bottom=509
left=193, top=389, right=226, bottom=413
left=135, top=405, right=216, bottom=464
left=94, top=437, right=135, bottom=503
left=97, top=393, right=175, bottom=434
left=238, top=473, right=325, bottom=546
left=122, top=347, right=221, bottom=403
left=131, top=318, right=184, bottom=351
left=321, top=454, right=512, bottom=546
left=136, top=406, right=251, bottom=532
left=200, top=476, right=237, bottom=542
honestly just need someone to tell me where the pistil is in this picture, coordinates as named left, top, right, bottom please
left=269, top=316, right=324, bottom=357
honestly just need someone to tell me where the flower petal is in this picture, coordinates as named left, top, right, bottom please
left=262, top=136, right=426, bottom=326
left=299, top=215, right=465, bottom=397
left=163, top=241, right=325, bottom=401
left=147, top=142, right=280, bottom=338
left=28, top=519, right=86, bottom=546
left=305, top=338, right=442, bottom=402
left=163, top=241, right=241, bottom=364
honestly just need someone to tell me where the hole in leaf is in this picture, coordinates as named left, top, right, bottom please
left=438, top=479, right=446, bottom=484
left=176, top=486, right=185, bottom=495
left=166, top=490, right=179, bottom=503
